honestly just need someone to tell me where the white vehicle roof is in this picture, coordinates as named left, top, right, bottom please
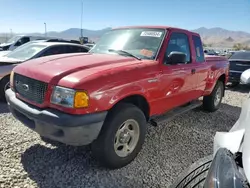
left=19, top=41, right=87, bottom=48
left=34, top=41, right=85, bottom=46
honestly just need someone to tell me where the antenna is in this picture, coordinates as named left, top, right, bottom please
left=44, top=22, right=47, bottom=37
left=80, top=0, right=83, bottom=37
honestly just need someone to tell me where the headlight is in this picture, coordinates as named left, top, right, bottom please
left=204, top=148, right=247, bottom=188
left=50, top=86, right=89, bottom=108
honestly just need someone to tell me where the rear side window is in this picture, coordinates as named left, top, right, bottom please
left=192, top=36, right=205, bottom=63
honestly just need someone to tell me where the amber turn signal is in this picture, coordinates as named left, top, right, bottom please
left=74, top=91, right=89, bottom=108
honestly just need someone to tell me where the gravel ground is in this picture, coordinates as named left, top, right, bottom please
left=0, top=85, right=249, bottom=188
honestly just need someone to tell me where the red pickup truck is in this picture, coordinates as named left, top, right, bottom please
left=5, top=26, right=229, bottom=169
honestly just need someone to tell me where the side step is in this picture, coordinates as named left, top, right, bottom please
left=149, top=100, right=202, bottom=126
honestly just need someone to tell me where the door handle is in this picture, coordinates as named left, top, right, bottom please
left=191, top=69, right=196, bottom=74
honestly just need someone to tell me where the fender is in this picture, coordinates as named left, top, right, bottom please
left=203, top=61, right=229, bottom=96
left=107, top=84, right=150, bottom=109
left=87, top=83, right=151, bottom=114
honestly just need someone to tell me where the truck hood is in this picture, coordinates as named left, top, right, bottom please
left=14, top=53, right=143, bottom=85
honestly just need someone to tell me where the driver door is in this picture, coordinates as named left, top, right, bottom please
left=159, top=31, right=198, bottom=111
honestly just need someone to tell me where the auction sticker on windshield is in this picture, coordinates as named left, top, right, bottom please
left=140, top=31, right=163, bottom=37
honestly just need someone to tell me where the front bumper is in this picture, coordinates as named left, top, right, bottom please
left=5, top=89, right=107, bottom=146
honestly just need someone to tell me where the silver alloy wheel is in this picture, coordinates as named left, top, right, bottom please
left=114, top=119, right=140, bottom=157
left=214, top=86, right=222, bottom=107
left=4, top=82, right=10, bottom=91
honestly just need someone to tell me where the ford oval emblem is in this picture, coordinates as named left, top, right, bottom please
left=22, top=84, right=29, bottom=92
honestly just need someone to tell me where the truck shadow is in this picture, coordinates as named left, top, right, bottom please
left=20, top=103, right=241, bottom=188
left=226, top=84, right=250, bottom=94
left=0, top=101, right=9, bottom=114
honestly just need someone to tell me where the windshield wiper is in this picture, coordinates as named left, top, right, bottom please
left=108, top=49, right=141, bottom=60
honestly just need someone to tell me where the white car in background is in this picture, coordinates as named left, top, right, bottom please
left=0, top=35, right=59, bottom=51
left=0, top=51, right=11, bottom=57
left=0, top=41, right=90, bottom=100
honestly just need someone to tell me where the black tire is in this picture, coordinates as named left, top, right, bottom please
left=170, top=155, right=213, bottom=188
left=91, top=103, right=147, bottom=169
left=203, top=80, right=224, bottom=112
left=0, top=76, right=10, bottom=102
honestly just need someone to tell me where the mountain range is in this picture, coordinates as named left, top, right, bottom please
left=192, top=27, right=250, bottom=47
left=1, top=27, right=250, bottom=47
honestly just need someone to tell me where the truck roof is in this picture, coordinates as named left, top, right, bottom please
left=113, top=25, right=200, bottom=36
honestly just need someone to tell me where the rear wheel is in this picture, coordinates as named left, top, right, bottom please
left=203, top=80, right=224, bottom=112
left=91, top=103, right=147, bottom=169
left=170, top=155, right=212, bottom=188
left=0, top=76, right=10, bottom=101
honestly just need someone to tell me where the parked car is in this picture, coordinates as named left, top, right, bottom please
left=228, top=51, right=250, bottom=86
left=0, top=35, right=55, bottom=51
left=84, top=43, right=95, bottom=49
left=0, top=50, right=11, bottom=57
left=0, top=39, right=79, bottom=57
left=241, top=69, right=250, bottom=85
left=0, top=41, right=89, bottom=100
left=204, top=49, right=218, bottom=56
left=5, top=26, right=229, bottom=169
left=44, top=38, right=81, bottom=44
left=170, top=73, right=250, bottom=188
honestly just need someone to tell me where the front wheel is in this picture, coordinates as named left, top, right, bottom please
left=203, top=80, right=224, bottom=112
left=91, top=103, right=147, bottom=169
left=170, top=155, right=212, bottom=188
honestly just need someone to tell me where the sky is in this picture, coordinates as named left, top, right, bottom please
left=0, top=0, right=250, bottom=33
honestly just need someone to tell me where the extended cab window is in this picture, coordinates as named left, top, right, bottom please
left=192, top=35, right=205, bottom=63
left=165, top=32, right=191, bottom=63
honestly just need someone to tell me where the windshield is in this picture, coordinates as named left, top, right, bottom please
left=90, top=28, right=165, bottom=60
left=7, top=36, right=22, bottom=43
left=229, top=51, right=250, bottom=60
left=5, top=43, right=48, bottom=61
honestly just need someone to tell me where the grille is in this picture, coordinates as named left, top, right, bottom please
left=14, top=73, right=48, bottom=104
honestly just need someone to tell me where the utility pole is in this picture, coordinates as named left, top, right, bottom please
left=44, top=22, right=47, bottom=37
left=80, top=0, right=83, bottom=38
left=10, top=29, right=12, bottom=38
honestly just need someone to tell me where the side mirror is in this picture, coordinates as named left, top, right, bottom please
left=166, top=51, right=187, bottom=65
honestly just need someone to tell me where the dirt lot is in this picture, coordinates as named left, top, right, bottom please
left=0, top=86, right=249, bottom=188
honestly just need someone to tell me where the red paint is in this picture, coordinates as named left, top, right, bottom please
left=12, top=26, right=229, bottom=116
